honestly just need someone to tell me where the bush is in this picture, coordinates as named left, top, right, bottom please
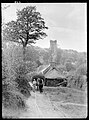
left=2, top=43, right=33, bottom=112
left=26, top=71, right=38, bottom=82
left=14, top=61, right=37, bottom=75
left=2, top=78, right=26, bottom=110
left=13, top=61, right=37, bottom=98
left=2, top=91, right=26, bottom=109
left=15, top=75, right=31, bottom=98
left=65, top=61, right=76, bottom=72
left=75, top=63, right=87, bottom=76
left=66, top=70, right=87, bottom=91
left=2, top=59, right=9, bottom=80
left=2, top=71, right=27, bottom=110
left=57, top=64, right=66, bottom=74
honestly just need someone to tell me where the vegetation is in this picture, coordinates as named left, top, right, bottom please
left=2, top=5, right=87, bottom=118
left=3, top=6, right=48, bottom=62
left=44, top=87, right=87, bottom=118
left=66, top=62, right=87, bottom=90
left=35, top=47, right=87, bottom=90
left=2, top=6, right=48, bottom=117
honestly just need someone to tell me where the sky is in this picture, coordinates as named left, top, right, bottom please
left=2, top=3, right=87, bottom=52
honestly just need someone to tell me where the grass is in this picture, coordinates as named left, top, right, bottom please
left=44, top=86, right=87, bottom=104
left=59, top=104, right=87, bottom=118
left=44, top=86, right=87, bottom=118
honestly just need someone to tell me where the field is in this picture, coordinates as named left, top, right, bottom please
left=44, top=86, right=87, bottom=118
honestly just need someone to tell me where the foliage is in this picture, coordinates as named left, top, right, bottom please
left=56, top=48, right=63, bottom=64
left=57, top=64, right=66, bottom=73
left=36, top=59, right=42, bottom=67
left=3, top=6, right=48, bottom=62
left=3, top=6, right=48, bottom=45
left=13, top=60, right=37, bottom=75
left=25, top=45, right=39, bottom=62
left=2, top=57, right=9, bottom=80
left=26, top=71, right=38, bottom=82
left=36, top=47, right=87, bottom=67
left=65, top=60, right=76, bottom=72
left=76, top=52, right=87, bottom=67
left=11, top=60, right=35, bottom=97
left=2, top=75, right=26, bottom=109
left=66, top=63, right=87, bottom=91
left=2, top=45, right=27, bottom=110
left=75, top=63, right=87, bottom=76
left=15, top=75, right=31, bottom=98
left=2, top=5, right=48, bottom=112
left=2, top=41, right=37, bottom=100
left=2, top=90, right=26, bottom=109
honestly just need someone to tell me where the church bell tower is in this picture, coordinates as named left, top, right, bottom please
left=50, top=40, right=57, bottom=67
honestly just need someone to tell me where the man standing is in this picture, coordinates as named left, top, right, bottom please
left=36, top=78, right=40, bottom=91
left=39, top=79, right=44, bottom=93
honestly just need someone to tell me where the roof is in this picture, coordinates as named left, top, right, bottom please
left=45, top=68, right=65, bottom=79
left=37, top=64, right=65, bottom=79
left=37, top=64, right=50, bottom=73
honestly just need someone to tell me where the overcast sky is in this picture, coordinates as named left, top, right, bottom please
left=2, top=3, right=87, bottom=52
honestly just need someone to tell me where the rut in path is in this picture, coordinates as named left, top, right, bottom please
left=19, top=91, right=70, bottom=118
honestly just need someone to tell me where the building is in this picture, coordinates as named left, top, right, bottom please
left=37, top=40, right=66, bottom=86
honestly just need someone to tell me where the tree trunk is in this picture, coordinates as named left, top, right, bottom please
left=22, top=45, right=26, bottom=75
left=23, top=46, right=26, bottom=62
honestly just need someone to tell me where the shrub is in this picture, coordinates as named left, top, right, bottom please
left=2, top=43, right=33, bottom=112
left=15, top=75, right=31, bottom=98
left=2, top=91, right=26, bottom=109
left=14, top=61, right=37, bottom=75
left=75, top=63, right=87, bottom=76
left=2, top=61, right=27, bottom=110
left=2, top=77, right=26, bottom=110
left=26, top=71, right=38, bottom=82
left=66, top=69, right=87, bottom=91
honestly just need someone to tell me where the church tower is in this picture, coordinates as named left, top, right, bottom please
left=50, top=40, right=57, bottom=67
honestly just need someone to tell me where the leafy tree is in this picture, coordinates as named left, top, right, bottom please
left=14, top=61, right=37, bottom=75
left=25, top=45, right=39, bottom=62
left=76, top=57, right=87, bottom=68
left=37, top=48, right=50, bottom=64
left=3, top=6, right=48, bottom=62
left=65, top=60, right=75, bottom=72
left=66, top=62, right=87, bottom=90
left=36, top=59, right=42, bottom=67
left=75, top=63, right=87, bottom=76
left=56, top=48, right=62, bottom=64
left=57, top=64, right=66, bottom=73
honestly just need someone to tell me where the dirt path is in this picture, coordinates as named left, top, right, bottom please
left=19, top=91, right=70, bottom=118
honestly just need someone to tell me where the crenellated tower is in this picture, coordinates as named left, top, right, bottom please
left=50, top=40, right=57, bottom=67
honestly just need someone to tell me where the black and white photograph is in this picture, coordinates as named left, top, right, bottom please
left=2, top=3, right=87, bottom=118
